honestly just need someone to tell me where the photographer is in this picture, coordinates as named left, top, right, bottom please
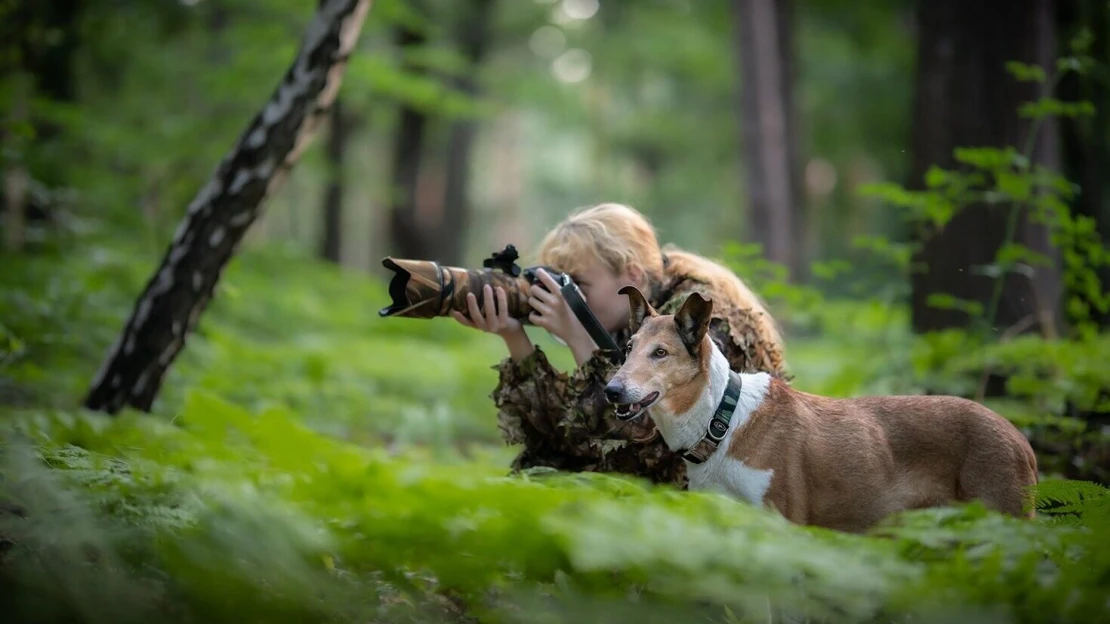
left=451, top=203, right=788, bottom=488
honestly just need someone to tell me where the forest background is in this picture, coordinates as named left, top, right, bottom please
left=1, top=1, right=1109, bottom=623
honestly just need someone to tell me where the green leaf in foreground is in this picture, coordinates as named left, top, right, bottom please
left=3, top=393, right=1108, bottom=624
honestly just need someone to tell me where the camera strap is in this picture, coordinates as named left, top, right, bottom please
left=559, top=281, right=625, bottom=364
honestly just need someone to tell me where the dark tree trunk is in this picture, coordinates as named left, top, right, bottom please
left=14, top=0, right=81, bottom=105
left=386, top=18, right=434, bottom=260
left=438, top=0, right=497, bottom=266
left=731, top=0, right=805, bottom=281
left=83, top=0, right=373, bottom=415
left=908, top=0, right=1062, bottom=338
left=0, top=0, right=83, bottom=237
left=2, top=76, right=29, bottom=252
left=1057, top=0, right=1110, bottom=330
left=320, top=98, right=349, bottom=263
left=1053, top=0, right=1110, bottom=485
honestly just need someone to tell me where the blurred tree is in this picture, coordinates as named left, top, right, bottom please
left=907, top=0, right=1062, bottom=338
left=83, top=0, right=373, bottom=414
left=0, top=0, right=85, bottom=249
left=386, top=5, right=433, bottom=261
left=1057, top=0, right=1110, bottom=330
left=731, top=0, right=805, bottom=281
left=320, top=98, right=354, bottom=264
left=439, top=0, right=498, bottom=266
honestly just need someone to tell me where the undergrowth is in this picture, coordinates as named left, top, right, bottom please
left=2, top=394, right=1109, bottom=624
left=2, top=231, right=1109, bottom=623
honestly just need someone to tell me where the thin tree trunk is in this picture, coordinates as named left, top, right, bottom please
left=320, top=98, right=348, bottom=263
left=439, top=0, right=497, bottom=266
left=386, top=16, right=433, bottom=260
left=731, top=0, right=804, bottom=280
left=83, top=0, right=373, bottom=414
left=0, top=0, right=82, bottom=234
left=908, top=0, right=1061, bottom=339
left=2, top=73, right=29, bottom=252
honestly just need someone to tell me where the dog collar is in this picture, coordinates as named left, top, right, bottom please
left=680, top=371, right=743, bottom=465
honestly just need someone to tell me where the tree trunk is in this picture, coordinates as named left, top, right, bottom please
left=731, top=0, right=804, bottom=281
left=1057, top=0, right=1110, bottom=330
left=83, top=0, right=373, bottom=415
left=2, top=74, right=29, bottom=252
left=386, top=18, right=433, bottom=261
left=439, top=0, right=497, bottom=266
left=908, top=0, right=1062, bottom=338
left=0, top=0, right=82, bottom=237
left=320, top=98, right=348, bottom=264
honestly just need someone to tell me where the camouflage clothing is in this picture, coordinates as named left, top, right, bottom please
left=492, top=267, right=788, bottom=489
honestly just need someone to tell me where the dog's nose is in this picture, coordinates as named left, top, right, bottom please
left=604, top=381, right=624, bottom=403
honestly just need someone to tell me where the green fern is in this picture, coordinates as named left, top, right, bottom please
left=1033, top=478, right=1110, bottom=526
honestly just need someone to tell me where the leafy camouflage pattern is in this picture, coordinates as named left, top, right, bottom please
left=379, top=257, right=534, bottom=320
left=491, top=271, right=788, bottom=489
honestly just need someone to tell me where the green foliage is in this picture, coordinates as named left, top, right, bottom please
left=2, top=228, right=1108, bottom=624
left=859, top=32, right=1110, bottom=340
left=3, top=394, right=1110, bottom=624
left=3, top=2, right=1109, bottom=623
left=0, top=237, right=520, bottom=449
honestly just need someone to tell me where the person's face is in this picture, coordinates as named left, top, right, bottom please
left=568, top=259, right=646, bottom=333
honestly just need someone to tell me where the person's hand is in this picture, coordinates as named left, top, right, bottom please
left=451, top=284, right=523, bottom=338
left=451, top=284, right=534, bottom=364
left=528, top=269, right=597, bottom=365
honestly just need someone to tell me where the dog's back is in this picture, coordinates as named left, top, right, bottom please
left=736, top=380, right=1039, bottom=532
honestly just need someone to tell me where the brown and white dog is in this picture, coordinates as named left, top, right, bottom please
left=603, top=286, right=1040, bottom=533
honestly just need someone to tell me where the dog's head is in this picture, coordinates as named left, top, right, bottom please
left=604, top=285, right=714, bottom=422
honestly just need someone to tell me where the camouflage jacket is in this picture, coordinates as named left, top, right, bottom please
left=491, top=271, right=787, bottom=489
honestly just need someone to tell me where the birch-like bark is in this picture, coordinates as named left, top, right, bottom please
left=83, top=0, right=373, bottom=414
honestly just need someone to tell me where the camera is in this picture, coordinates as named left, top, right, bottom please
left=378, top=244, right=621, bottom=357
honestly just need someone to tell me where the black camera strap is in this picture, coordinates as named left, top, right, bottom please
left=559, top=281, right=624, bottom=363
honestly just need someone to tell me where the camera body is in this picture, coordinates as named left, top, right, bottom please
left=378, top=244, right=622, bottom=360
left=521, top=265, right=573, bottom=292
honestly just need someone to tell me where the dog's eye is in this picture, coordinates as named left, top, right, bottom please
left=653, top=347, right=667, bottom=358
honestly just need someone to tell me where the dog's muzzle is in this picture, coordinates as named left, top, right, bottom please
left=604, top=381, right=659, bottom=421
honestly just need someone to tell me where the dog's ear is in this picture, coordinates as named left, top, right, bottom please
left=618, top=285, right=657, bottom=333
left=675, top=292, right=713, bottom=355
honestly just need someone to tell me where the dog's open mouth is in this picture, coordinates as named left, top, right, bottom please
left=613, top=391, right=660, bottom=421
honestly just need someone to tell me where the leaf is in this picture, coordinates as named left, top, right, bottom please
left=995, top=171, right=1031, bottom=201
left=953, top=147, right=1019, bottom=171
left=924, top=166, right=950, bottom=188
left=1018, top=98, right=1096, bottom=120
left=995, top=242, right=1052, bottom=268
left=1004, top=61, right=1046, bottom=83
left=925, top=293, right=984, bottom=317
left=855, top=182, right=927, bottom=211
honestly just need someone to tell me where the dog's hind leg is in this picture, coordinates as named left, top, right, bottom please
left=957, top=440, right=1039, bottom=519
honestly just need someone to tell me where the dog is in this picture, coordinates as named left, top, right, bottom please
left=603, top=286, right=1040, bottom=533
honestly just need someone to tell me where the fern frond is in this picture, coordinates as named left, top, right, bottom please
left=1033, top=479, right=1110, bottom=527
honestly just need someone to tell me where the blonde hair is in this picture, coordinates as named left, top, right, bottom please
left=536, top=203, right=665, bottom=283
left=536, top=202, right=783, bottom=349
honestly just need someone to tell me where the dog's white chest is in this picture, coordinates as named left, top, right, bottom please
left=687, top=453, right=774, bottom=507
left=678, top=370, right=775, bottom=508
